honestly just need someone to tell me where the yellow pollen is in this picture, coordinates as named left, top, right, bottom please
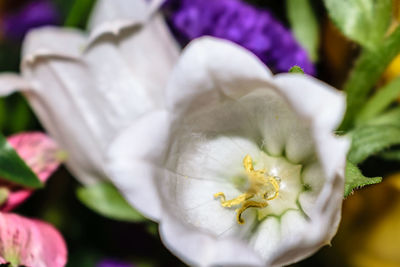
left=214, top=154, right=280, bottom=224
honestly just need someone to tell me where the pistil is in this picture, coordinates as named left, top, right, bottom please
left=214, top=154, right=280, bottom=224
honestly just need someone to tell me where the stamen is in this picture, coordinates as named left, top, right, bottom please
left=214, top=154, right=280, bottom=224
left=266, top=177, right=280, bottom=200
left=237, top=200, right=268, bottom=224
left=214, top=192, right=253, bottom=208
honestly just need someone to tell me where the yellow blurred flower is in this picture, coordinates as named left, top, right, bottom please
left=382, top=0, right=400, bottom=82
left=383, top=55, right=400, bottom=82
left=338, top=174, right=400, bottom=267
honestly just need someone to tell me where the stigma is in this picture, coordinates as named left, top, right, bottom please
left=214, top=154, right=280, bottom=224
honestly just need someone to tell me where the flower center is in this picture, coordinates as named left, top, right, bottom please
left=214, top=154, right=280, bottom=225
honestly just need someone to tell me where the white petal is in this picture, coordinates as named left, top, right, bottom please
left=147, top=0, right=166, bottom=14
left=273, top=74, right=349, bottom=178
left=239, top=90, right=288, bottom=156
left=106, top=110, right=170, bottom=221
left=109, top=160, right=163, bottom=221
left=86, top=9, right=179, bottom=109
left=162, top=134, right=260, bottom=235
left=110, top=14, right=179, bottom=106
left=274, top=74, right=345, bottom=132
left=20, top=16, right=178, bottom=185
left=265, top=168, right=344, bottom=266
left=22, top=27, right=86, bottom=64
left=270, top=179, right=343, bottom=266
left=165, top=37, right=316, bottom=163
left=86, top=0, right=178, bottom=51
left=21, top=28, right=134, bottom=185
left=83, top=42, right=160, bottom=116
left=271, top=73, right=348, bottom=231
left=159, top=95, right=279, bottom=235
left=166, top=37, right=273, bottom=118
left=279, top=210, right=309, bottom=243
left=23, top=58, right=109, bottom=184
left=160, top=211, right=263, bottom=267
left=266, top=210, right=310, bottom=266
left=240, top=89, right=315, bottom=162
left=250, top=217, right=281, bottom=262
left=0, top=73, right=32, bottom=96
left=250, top=210, right=312, bottom=266
left=250, top=210, right=309, bottom=266
left=164, top=177, right=245, bottom=236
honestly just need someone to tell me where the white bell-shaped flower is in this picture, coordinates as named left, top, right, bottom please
left=107, top=37, right=349, bottom=266
left=0, top=0, right=179, bottom=185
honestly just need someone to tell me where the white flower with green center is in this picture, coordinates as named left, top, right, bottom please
left=107, top=37, right=349, bottom=266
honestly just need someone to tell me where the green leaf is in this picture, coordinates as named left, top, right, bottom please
left=356, top=76, right=400, bottom=124
left=379, top=149, right=400, bottom=161
left=0, top=99, right=6, bottom=132
left=145, top=222, right=159, bottom=236
left=289, top=65, right=305, bottom=74
left=323, top=0, right=391, bottom=49
left=287, top=0, right=319, bottom=62
left=0, top=133, right=42, bottom=188
left=339, top=26, right=400, bottom=131
left=345, top=161, right=381, bottom=197
left=77, top=181, right=146, bottom=222
left=348, top=125, right=400, bottom=164
left=10, top=97, right=32, bottom=133
left=64, top=0, right=96, bottom=28
left=363, top=107, right=400, bottom=127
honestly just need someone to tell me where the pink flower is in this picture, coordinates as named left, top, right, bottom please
left=0, top=132, right=62, bottom=211
left=0, top=212, right=67, bottom=267
left=0, top=133, right=67, bottom=266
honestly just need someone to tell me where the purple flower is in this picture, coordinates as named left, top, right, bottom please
left=3, top=0, right=59, bottom=41
left=97, top=259, right=134, bottom=267
left=164, top=0, right=315, bottom=75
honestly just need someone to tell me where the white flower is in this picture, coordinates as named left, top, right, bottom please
left=0, top=0, right=179, bottom=184
left=107, top=37, right=350, bottom=265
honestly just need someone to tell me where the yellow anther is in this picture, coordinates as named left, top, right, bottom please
left=214, top=154, right=280, bottom=225
left=214, top=192, right=253, bottom=208
left=243, top=154, right=255, bottom=172
left=214, top=192, right=226, bottom=202
left=266, top=177, right=280, bottom=200
left=237, top=200, right=268, bottom=224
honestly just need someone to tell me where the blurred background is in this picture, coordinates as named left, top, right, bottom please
left=0, top=0, right=399, bottom=266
